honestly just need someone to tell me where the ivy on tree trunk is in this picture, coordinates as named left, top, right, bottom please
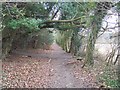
left=85, top=2, right=112, bottom=67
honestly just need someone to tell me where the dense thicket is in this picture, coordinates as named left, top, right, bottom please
left=2, top=2, right=55, bottom=58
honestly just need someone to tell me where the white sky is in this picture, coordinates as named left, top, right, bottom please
left=97, top=6, right=118, bottom=45
left=102, top=7, right=118, bottom=33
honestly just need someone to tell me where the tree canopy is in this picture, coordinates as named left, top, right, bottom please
left=2, top=1, right=119, bottom=64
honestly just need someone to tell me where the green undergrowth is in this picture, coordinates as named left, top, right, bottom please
left=98, top=64, right=119, bottom=88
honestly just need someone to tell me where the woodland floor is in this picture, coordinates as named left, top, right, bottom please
left=2, top=43, right=99, bottom=88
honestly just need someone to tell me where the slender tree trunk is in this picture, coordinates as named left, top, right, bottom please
left=69, top=28, right=79, bottom=55
left=85, top=2, right=112, bottom=67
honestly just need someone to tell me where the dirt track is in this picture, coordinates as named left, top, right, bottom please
left=2, top=43, right=98, bottom=88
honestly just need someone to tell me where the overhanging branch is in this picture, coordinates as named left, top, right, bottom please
left=39, top=17, right=85, bottom=29
left=44, top=17, right=81, bottom=24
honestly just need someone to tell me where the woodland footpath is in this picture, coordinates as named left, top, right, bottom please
left=1, top=2, right=120, bottom=88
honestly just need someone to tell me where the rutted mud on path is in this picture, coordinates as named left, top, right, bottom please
left=2, top=43, right=98, bottom=88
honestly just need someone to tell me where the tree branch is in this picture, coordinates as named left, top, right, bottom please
left=51, top=7, right=60, bottom=20
left=44, top=17, right=81, bottom=24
